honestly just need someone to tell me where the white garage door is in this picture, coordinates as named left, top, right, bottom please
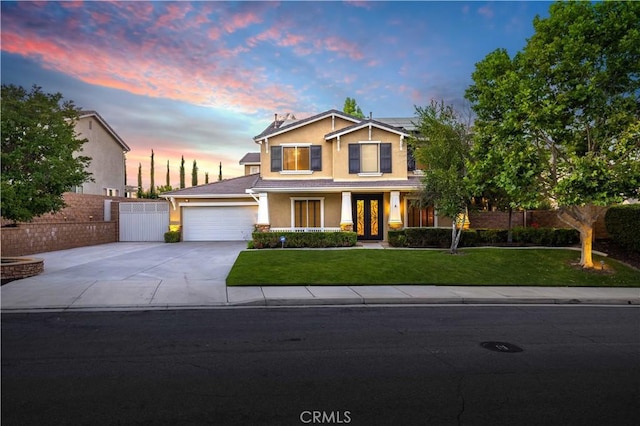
left=182, top=206, right=257, bottom=241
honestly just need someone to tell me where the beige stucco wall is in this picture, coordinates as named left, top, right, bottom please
left=75, top=116, right=127, bottom=196
left=267, top=192, right=342, bottom=228
left=331, top=127, right=408, bottom=181
left=243, top=164, right=260, bottom=175
left=259, top=116, right=356, bottom=179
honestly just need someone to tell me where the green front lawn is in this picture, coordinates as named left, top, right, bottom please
left=226, top=248, right=640, bottom=287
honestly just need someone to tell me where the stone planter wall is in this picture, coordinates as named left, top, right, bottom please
left=1, top=257, right=44, bottom=282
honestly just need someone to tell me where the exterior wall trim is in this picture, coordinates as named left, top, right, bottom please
left=179, top=202, right=257, bottom=207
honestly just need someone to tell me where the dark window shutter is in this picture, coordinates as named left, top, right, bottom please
left=380, top=143, right=392, bottom=173
left=271, top=146, right=282, bottom=172
left=407, top=146, right=416, bottom=171
left=348, top=144, right=360, bottom=174
left=310, top=145, right=322, bottom=171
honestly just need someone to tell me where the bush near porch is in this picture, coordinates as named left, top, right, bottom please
left=605, top=204, right=640, bottom=253
left=251, top=231, right=357, bottom=249
left=388, top=227, right=580, bottom=248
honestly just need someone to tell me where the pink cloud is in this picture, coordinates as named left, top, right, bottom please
left=223, top=10, right=262, bottom=33
left=319, top=36, right=364, bottom=61
left=1, top=25, right=295, bottom=115
left=478, top=5, right=494, bottom=19
left=280, top=33, right=305, bottom=47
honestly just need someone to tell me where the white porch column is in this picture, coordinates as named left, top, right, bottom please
left=388, top=191, right=402, bottom=229
left=340, top=192, right=353, bottom=231
left=256, top=192, right=270, bottom=231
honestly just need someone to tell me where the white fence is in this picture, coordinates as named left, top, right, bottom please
left=119, top=202, right=169, bottom=242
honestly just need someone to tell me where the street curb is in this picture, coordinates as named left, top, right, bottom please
left=2, top=296, right=638, bottom=313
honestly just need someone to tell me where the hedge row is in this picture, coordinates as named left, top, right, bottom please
left=605, top=204, right=640, bottom=253
left=388, top=227, right=580, bottom=248
left=251, top=232, right=357, bottom=249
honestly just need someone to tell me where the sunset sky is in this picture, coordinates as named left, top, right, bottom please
left=1, top=1, right=552, bottom=188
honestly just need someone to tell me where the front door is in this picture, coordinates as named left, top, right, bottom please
left=352, top=194, right=383, bottom=240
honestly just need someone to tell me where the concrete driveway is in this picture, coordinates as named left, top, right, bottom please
left=1, top=242, right=246, bottom=311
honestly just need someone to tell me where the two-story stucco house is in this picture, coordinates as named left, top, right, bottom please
left=162, top=109, right=452, bottom=241
left=71, top=111, right=130, bottom=197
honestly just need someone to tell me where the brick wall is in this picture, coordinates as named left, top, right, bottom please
left=1, top=222, right=117, bottom=257
left=469, top=209, right=609, bottom=239
left=1, top=192, right=151, bottom=226
left=1, top=258, right=44, bottom=281
left=1, top=193, right=166, bottom=256
left=469, top=211, right=527, bottom=229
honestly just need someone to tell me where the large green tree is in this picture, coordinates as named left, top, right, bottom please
left=1, top=84, right=92, bottom=222
left=410, top=100, right=473, bottom=254
left=343, top=97, right=365, bottom=118
left=466, top=1, right=640, bottom=268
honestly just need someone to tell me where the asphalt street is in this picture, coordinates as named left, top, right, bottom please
left=2, top=306, right=639, bottom=425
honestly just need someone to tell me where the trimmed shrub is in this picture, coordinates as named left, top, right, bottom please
left=388, top=230, right=406, bottom=247
left=404, top=227, right=452, bottom=248
left=164, top=230, right=180, bottom=243
left=605, top=204, right=640, bottom=253
left=512, top=227, right=579, bottom=246
left=251, top=232, right=357, bottom=249
left=389, top=227, right=579, bottom=248
left=475, top=228, right=509, bottom=244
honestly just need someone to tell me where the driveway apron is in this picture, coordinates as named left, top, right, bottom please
left=1, top=242, right=245, bottom=310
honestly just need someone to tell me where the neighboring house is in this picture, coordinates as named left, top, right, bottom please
left=162, top=109, right=452, bottom=241
left=239, top=152, right=261, bottom=175
left=71, top=111, right=130, bottom=196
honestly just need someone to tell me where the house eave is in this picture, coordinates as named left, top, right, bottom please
left=160, top=193, right=254, bottom=199
left=253, top=110, right=361, bottom=143
left=324, top=120, right=410, bottom=141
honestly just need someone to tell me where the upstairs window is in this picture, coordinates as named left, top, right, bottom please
left=349, top=143, right=392, bottom=175
left=271, top=145, right=322, bottom=172
left=283, top=146, right=309, bottom=171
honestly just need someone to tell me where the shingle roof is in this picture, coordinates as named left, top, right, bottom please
left=253, top=109, right=361, bottom=141
left=239, top=152, right=260, bottom=164
left=160, top=173, right=260, bottom=197
left=251, top=176, right=422, bottom=192
left=376, top=117, right=418, bottom=132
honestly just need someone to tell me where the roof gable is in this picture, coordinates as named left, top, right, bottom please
left=78, top=111, right=130, bottom=151
left=254, top=109, right=361, bottom=142
left=324, top=119, right=409, bottom=140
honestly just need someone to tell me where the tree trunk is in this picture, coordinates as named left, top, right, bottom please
left=450, top=210, right=466, bottom=254
left=507, top=207, right=513, bottom=244
left=556, top=204, right=606, bottom=269
left=579, top=226, right=594, bottom=269
left=450, top=220, right=457, bottom=254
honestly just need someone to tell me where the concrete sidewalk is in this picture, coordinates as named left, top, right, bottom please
left=1, top=242, right=639, bottom=312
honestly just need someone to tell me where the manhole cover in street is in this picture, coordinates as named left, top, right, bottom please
left=480, top=341, right=524, bottom=353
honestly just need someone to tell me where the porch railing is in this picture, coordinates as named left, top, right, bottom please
left=268, top=227, right=342, bottom=233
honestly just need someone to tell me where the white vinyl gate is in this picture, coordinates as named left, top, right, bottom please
left=119, top=202, right=169, bottom=242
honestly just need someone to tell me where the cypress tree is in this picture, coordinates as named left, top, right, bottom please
left=180, top=156, right=185, bottom=189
